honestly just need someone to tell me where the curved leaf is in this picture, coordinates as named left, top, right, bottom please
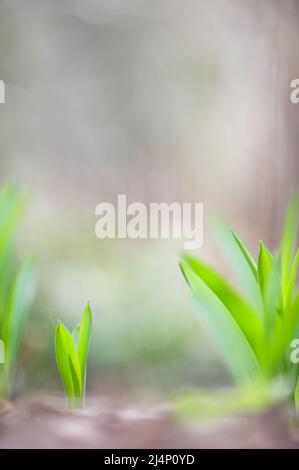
left=78, top=303, right=92, bottom=392
left=180, top=261, right=261, bottom=384
left=182, top=253, right=263, bottom=360
left=214, top=220, right=262, bottom=316
left=55, top=322, right=82, bottom=404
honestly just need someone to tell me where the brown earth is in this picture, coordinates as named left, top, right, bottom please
left=0, top=398, right=298, bottom=449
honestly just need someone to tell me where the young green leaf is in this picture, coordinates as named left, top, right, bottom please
left=266, top=289, right=299, bottom=375
left=286, top=248, right=299, bottom=311
left=182, top=253, right=263, bottom=359
left=295, top=376, right=299, bottom=413
left=180, top=261, right=261, bottom=384
left=258, top=242, right=273, bottom=297
left=231, top=230, right=258, bottom=281
left=54, top=304, right=92, bottom=409
left=180, top=197, right=299, bottom=414
left=0, top=242, right=13, bottom=329
left=78, top=303, right=92, bottom=392
left=257, top=243, right=281, bottom=338
left=72, top=324, right=81, bottom=349
left=0, top=185, right=36, bottom=398
left=1, top=258, right=37, bottom=368
left=55, top=322, right=81, bottom=405
left=0, top=185, right=27, bottom=250
left=214, top=220, right=262, bottom=316
left=281, top=197, right=298, bottom=304
left=55, top=321, right=82, bottom=407
left=0, top=185, right=26, bottom=329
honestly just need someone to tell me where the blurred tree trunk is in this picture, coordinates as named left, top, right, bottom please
left=250, top=0, right=299, bottom=248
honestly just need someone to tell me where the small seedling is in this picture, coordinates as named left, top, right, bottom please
left=180, top=197, right=299, bottom=411
left=53, top=303, right=92, bottom=409
left=0, top=184, right=36, bottom=397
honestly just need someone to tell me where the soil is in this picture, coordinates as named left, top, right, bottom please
left=0, top=397, right=298, bottom=449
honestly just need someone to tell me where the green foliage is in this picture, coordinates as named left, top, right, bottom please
left=180, top=197, right=299, bottom=411
left=54, top=303, right=92, bottom=409
left=173, top=379, right=289, bottom=421
left=0, top=185, right=36, bottom=397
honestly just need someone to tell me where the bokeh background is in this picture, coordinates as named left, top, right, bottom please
left=0, top=0, right=298, bottom=399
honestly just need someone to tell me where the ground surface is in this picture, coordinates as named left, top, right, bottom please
left=0, top=398, right=298, bottom=448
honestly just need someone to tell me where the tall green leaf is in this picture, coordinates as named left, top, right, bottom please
left=182, top=253, right=263, bottom=359
left=295, top=376, right=299, bottom=413
left=258, top=242, right=273, bottom=298
left=266, top=291, right=299, bottom=375
left=1, top=258, right=37, bottom=368
left=286, top=248, right=299, bottom=311
left=55, top=322, right=82, bottom=406
left=72, top=324, right=81, bottom=349
left=281, top=197, right=298, bottom=304
left=180, top=261, right=261, bottom=384
left=78, top=303, right=92, bottom=392
left=54, top=305, right=92, bottom=409
left=214, top=220, right=262, bottom=316
left=232, top=231, right=258, bottom=281
left=257, top=243, right=281, bottom=338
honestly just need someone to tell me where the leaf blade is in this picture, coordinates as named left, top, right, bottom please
left=55, top=321, right=82, bottom=404
left=214, top=220, right=262, bottom=316
left=281, top=197, right=298, bottom=304
left=180, top=261, right=261, bottom=384
left=182, top=253, right=263, bottom=360
left=78, top=303, right=92, bottom=392
left=1, top=258, right=37, bottom=369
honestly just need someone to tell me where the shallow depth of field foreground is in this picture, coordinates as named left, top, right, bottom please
left=1, top=0, right=299, bottom=449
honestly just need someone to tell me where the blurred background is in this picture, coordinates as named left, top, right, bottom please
left=0, top=0, right=298, bottom=400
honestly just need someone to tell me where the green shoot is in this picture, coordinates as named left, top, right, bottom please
left=0, top=184, right=36, bottom=397
left=54, top=303, right=92, bottom=409
left=180, top=197, right=299, bottom=411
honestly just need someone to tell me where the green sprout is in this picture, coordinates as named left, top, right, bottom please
left=0, top=184, right=36, bottom=397
left=53, top=303, right=92, bottom=409
left=180, top=197, right=299, bottom=411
